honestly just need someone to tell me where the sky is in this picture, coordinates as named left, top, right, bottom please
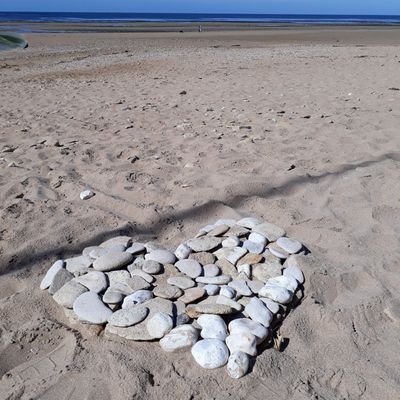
left=1, top=0, right=400, bottom=15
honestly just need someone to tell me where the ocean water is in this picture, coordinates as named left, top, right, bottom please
left=1, top=12, right=400, bottom=25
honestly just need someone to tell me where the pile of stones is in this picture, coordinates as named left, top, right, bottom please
left=40, top=217, right=306, bottom=379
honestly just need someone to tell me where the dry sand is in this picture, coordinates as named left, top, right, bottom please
left=0, top=28, right=400, bottom=399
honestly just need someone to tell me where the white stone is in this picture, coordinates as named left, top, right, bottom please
left=130, top=269, right=155, bottom=283
left=277, top=237, right=302, bottom=254
left=215, top=218, right=237, bottom=227
left=65, top=255, right=93, bottom=275
left=160, top=325, right=199, bottom=352
left=80, top=190, right=95, bottom=200
left=214, top=247, right=247, bottom=266
left=89, top=247, right=109, bottom=259
left=284, top=256, right=305, bottom=283
left=146, top=312, right=174, bottom=338
left=93, top=252, right=133, bottom=272
left=40, top=260, right=64, bottom=290
left=186, top=236, right=222, bottom=252
left=245, top=297, right=273, bottom=327
left=252, top=263, right=282, bottom=283
left=122, top=290, right=154, bottom=308
left=204, top=284, right=220, bottom=296
left=248, top=232, right=268, bottom=246
left=260, top=298, right=280, bottom=314
left=73, top=292, right=112, bottom=324
left=252, top=222, right=286, bottom=242
left=259, top=284, right=293, bottom=304
left=75, top=271, right=108, bottom=293
left=167, top=276, right=195, bottom=289
left=226, top=332, right=257, bottom=356
left=237, top=263, right=251, bottom=278
left=145, top=249, right=176, bottom=265
left=106, top=270, right=130, bottom=286
left=191, top=339, right=229, bottom=369
left=229, top=318, right=269, bottom=345
left=175, top=243, right=192, bottom=260
left=196, top=275, right=232, bottom=285
left=228, top=280, right=252, bottom=296
left=108, top=306, right=149, bottom=327
left=216, top=295, right=242, bottom=311
left=203, top=264, right=220, bottom=277
left=243, top=240, right=265, bottom=254
left=53, top=281, right=88, bottom=308
left=197, top=314, right=228, bottom=340
left=220, top=286, right=236, bottom=299
left=227, top=351, right=249, bottom=379
left=236, top=217, right=261, bottom=229
left=268, top=243, right=289, bottom=259
left=126, top=243, right=146, bottom=255
left=267, top=275, right=298, bottom=293
left=142, top=259, right=162, bottom=274
left=222, top=236, right=240, bottom=248
left=103, top=289, right=124, bottom=304
left=175, top=259, right=202, bottom=278
left=247, top=280, right=264, bottom=294
left=100, top=236, right=132, bottom=248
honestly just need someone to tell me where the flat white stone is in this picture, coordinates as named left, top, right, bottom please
left=154, top=284, right=183, bottom=300
left=196, top=275, right=232, bottom=285
left=259, top=284, right=293, bottom=304
left=277, top=237, right=302, bottom=254
left=247, top=280, right=264, bottom=294
left=146, top=312, right=173, bottom=338
left=80, top=190, right=95, bottom=200
left=122, top=290, right=154, bottom=308
left=167, top=276, right=195, bottom=289
left=174, top=243, right=192, bottom=260
left=227, top=351, right=250, bottom=379
left=106, top=270, right=131, bottom=286
left=75, top=271, right=108, bottom=293
left=203, top=264, right=220, bottom=277
left=89, top=247, right=109, bottom=259
left=222, top=236, right=240, bottom=247
left=284, top=256, right=305, bottom=283
left=204, top=284, right=220, bottom=296
left=236, top=217, right=261, bottom=229
left=260, top=298, right=280, bottom=314
left=229, top=318, right=269, bottom=345
left=142, top=259, right=162, bottom=274
left=226, top=332, right=257, bottom=356
left=82, top=246, right=99, bottom=257
left=220, top=286, right=236, bottom=299
left=252, top=263, right=282, bottom=283
left=145, top=249, right=176, bottom=265
left=53, top=281, right=88, bottom=308
left=100, top=236, right=132, bottom=248
left=237, top=263, right=251, bottom=278
left=216, top=295, right=242, bottom=311
left=268, top=243, right=289, bottom=259
left=73, top=291, right=112, bottom=324
left=197, top=314, right=228, bottom=340
left=228, top=280, right=252, bottom=296
left=103, top=289, right=124, bottom=304
left=215, top=219, right=237, bottom=227
left=130, top=269, right=155, bottom=283
left=243, top=240, right=265, bottom=254
left=186, top=236, right=222, bottom=252
left=214, top=247, right=247, bottom=266
left=267, top=275, right=298, bottom=293
left=252, top=222, right=286, bottom=242
left=248, top=232, right=268, bottom=246
left=245, top=297, right=273, bottom=327
left=191, top=339, right=229, bottom=369
left=144, top=241, right=166, bottom=253
left=108, top=306, right=149, bottom=327
left=40, top=260, right=64, bottom=290
left=93, top=252, right=133, bottom=272
left=126, top=243, right=146, bottom=255
left=65, top=255, right=93, bottom=275
left=175, top=259, right=202, bottom=278
left=160, top=325, right=199, bottom=352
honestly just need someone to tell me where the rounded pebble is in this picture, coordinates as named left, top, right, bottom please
left=191, top=339, right=229, bottom=369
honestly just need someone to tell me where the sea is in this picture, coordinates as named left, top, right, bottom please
left=1, top=12, right=400, bottom=27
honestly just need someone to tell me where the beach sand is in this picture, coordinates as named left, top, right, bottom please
left=1, top=27, right=400, bottom=399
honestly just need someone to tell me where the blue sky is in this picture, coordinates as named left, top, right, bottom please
left=1, top=1, right=400, bottom=15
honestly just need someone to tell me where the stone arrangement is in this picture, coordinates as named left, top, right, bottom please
left=40, top=217, right=306, bottom=379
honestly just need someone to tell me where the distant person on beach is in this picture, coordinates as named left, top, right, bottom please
left=198, top=25, right=203, bottom=32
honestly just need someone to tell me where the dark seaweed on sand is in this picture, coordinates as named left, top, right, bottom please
left=0, top=34, right=28, bottom=50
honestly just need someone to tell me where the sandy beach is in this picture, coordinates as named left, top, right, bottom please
left=1, top=27, right=400, bottom=399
